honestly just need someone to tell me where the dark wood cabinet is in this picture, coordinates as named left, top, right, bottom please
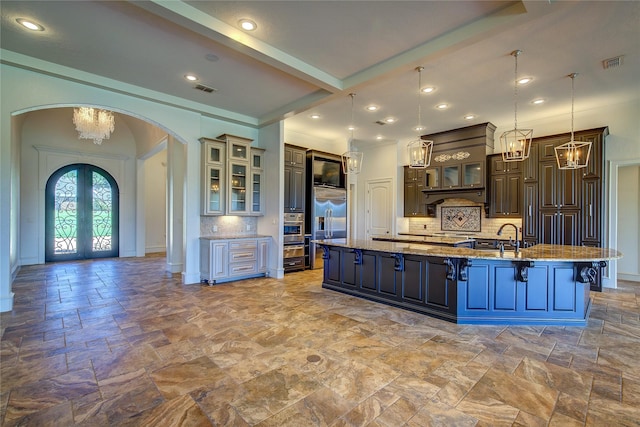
left=284, top=145, right=306, bottom=212
left=404, top=166, right=428, bottom=217
left=488, top=153, right=522, bottom=218
left=581, top=178, right=601, bottom=244
left=539, top=209, right=580, bottom=246
left=522, top=182, right=538, bottom=245
left=522, top=127, right=608, bottom=255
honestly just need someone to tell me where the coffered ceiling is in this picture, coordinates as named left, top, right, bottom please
left=1, top=1, right=638, bottom=145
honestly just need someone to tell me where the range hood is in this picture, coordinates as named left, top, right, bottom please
left=420, top=122, right=495, bottom=206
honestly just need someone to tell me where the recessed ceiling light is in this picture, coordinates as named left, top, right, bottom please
left=376, top=135, right=383, bottom=140
left=384, top=117, right=396, bottom=123
left=414, top=125, right=426, bottom=131
left=16, top=18, right=44, bottom=31
left=348, top=125, right=356, bottom=131
left=436, top=103, right=448, bottom=110
left=310, top=114, right=321, bottom=119
left=184, top=74, right=198, bottom=82
left=464, top=114, right=475, bottom=120
left=239, top=19, right=257, bottom=31
left=532, top=98, right=545, bottom=105
left=517, top=77, right=533, bottom=85
left=365, top=105, right=379, bottom=112
left=421, top=87, right=435, bottom=94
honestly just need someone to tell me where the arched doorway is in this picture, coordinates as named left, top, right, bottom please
left=45, top=164, right=119, bottom=262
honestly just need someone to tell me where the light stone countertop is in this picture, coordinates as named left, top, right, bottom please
left=373, top=235, right=474, bottom=245
left=200, top=234, right=271, bottom=240
left=315, top=239, right=623, bottom=262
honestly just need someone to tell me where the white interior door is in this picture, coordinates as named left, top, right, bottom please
left=366, top=178, right=393, bottom=239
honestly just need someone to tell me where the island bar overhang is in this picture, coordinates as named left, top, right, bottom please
left=316, top=240, right=622, bottom=326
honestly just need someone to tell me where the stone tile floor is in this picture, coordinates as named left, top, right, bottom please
left=1, top=254, right=639, bottom=426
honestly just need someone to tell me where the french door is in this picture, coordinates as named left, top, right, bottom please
left=45, top=164, right=119, bottom=262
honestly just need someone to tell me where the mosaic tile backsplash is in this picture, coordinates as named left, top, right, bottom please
left=200, top=215, right=258, bottom=236
left=407, top=198, right=522, bottom=239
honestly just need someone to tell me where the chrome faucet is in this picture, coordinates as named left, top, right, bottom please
left=497, top=223, right=520, bottom=253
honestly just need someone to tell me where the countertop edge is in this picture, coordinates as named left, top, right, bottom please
left=314, top=239, right=622, bottom=262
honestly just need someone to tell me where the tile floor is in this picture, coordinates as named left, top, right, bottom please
left=1, top=254, right=639, bottom=426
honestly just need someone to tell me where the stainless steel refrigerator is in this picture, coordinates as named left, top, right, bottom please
left=310, top=186, right=347, bottom=270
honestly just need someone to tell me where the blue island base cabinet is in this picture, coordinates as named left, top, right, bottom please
left=320, top=245, right=591, bottom=326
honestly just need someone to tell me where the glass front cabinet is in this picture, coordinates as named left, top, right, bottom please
left=250, top=148, right=265, bottom=215
left=200, top=134, right=264, bottom=216
left=200, top=138, right=226, bottom=215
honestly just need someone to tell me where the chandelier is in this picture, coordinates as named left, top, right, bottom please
left=72, top=107, right=115, bottom=145
left=407, top=66, right=433, bottom=168
left=555, top=73, right=591, bottom=169
left=341, top=93, right=363, bottom=175
left=500, top=50, right=532, bottom=162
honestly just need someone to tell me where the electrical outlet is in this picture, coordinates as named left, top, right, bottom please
left=423, top=224, right=427, bottom=229
left=212, top=225, right=218, bottom=232
left=246, top=224, right=251, bottom=231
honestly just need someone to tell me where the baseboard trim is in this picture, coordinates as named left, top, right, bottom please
left=618, top=273, right=640, bottom=282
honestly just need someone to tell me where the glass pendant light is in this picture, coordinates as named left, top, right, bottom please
left=341, top=93, right=363, bottom=174
left=555, top=73, right=591, bottom=169
left=500, top=50, right=532, bottom=162
left=407, top=66, right=433, bottom=168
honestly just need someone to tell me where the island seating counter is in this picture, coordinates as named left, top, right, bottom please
left=315, top=239, right=622, bottom=326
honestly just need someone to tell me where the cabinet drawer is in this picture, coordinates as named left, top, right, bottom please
left=229, top=241, right=257, bottom=251
left=229, top=249, right=256, bottom=262
left=229, top=262, right=258, bottom=276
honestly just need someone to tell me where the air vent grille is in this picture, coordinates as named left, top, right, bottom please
left=194, top=84, right=217, bottom=93
left=602, top=55, right=623, bottom=69
left=375, top=120, right=386, bottom=125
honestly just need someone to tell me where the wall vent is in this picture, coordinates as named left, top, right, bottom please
left=602, top=55, right=623, bottom=70
left=194, top=84, right=217, bottom=93
left=375, top=120, right=386, bottom=125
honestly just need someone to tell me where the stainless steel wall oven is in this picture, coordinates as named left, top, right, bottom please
left=283, top=212, right=305, bottom=272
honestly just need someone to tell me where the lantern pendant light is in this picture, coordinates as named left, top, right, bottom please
left=500, top=50, right=532, bottom=162
left=555, top=73, right=591, bottom=170
left=341, top=93, right=363, bottom=175
left=407, top=66, right=433, bottom=168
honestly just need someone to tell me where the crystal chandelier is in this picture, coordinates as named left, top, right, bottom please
left=555, top=73, right=591, bottom=169
left=500, top=50, right=532, bottom=162
left=407, top=66, right=433, bottom=168
left=72, top=107, right=115, bottom=145
left=341, top=93, right=363, bottom=175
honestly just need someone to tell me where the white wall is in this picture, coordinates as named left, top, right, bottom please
left=144, top=149, right=167, bottom=253
left=617, top=165, right=640, bottom=281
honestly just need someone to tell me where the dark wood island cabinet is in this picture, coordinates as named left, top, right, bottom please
left=317, top=239, right=621, bottom=326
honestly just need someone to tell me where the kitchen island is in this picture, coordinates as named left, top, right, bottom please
left=316, top=239, right=622, bottom=326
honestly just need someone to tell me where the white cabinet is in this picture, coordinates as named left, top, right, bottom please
left=200, top=237, right=270, bottom=284
left=200, top=138, right=226, bottom=215
left=250, top=148, right=265, bottom=215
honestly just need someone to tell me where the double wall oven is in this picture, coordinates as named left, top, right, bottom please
left=283, top=212, right=305, bottom=272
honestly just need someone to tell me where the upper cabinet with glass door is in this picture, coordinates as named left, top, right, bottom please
left=250, top=148, right=265, bottom=215
left=217, top=134, right=256, bottom=216
left=199, top=138, right=226, bottom=215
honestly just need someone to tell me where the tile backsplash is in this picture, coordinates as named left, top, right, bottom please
left=200, top=216, right=258, bottom=236
left=408, top=198, right=522, bottom=240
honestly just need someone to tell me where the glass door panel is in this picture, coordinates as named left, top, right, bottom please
left=208, top=167, right=222, bottom=213
left=443, top=165, right=460, bottom=188
left=463, top=162, right=483, bottom=187
left=46, top=164, right=119, bottom=261
left=425, top=167, right=440, bottom=189
left=252, top=172, right=262, bottom=213
left=229, top=163, right=247, bottom=213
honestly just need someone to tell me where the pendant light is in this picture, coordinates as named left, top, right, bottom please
left=341, top=93, right=363, bottom=175
left=407, top=66, right=433, bottom=168
left=555, top=73, right=591, bottom=169
left=500, top=50, right=532, bottom=162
